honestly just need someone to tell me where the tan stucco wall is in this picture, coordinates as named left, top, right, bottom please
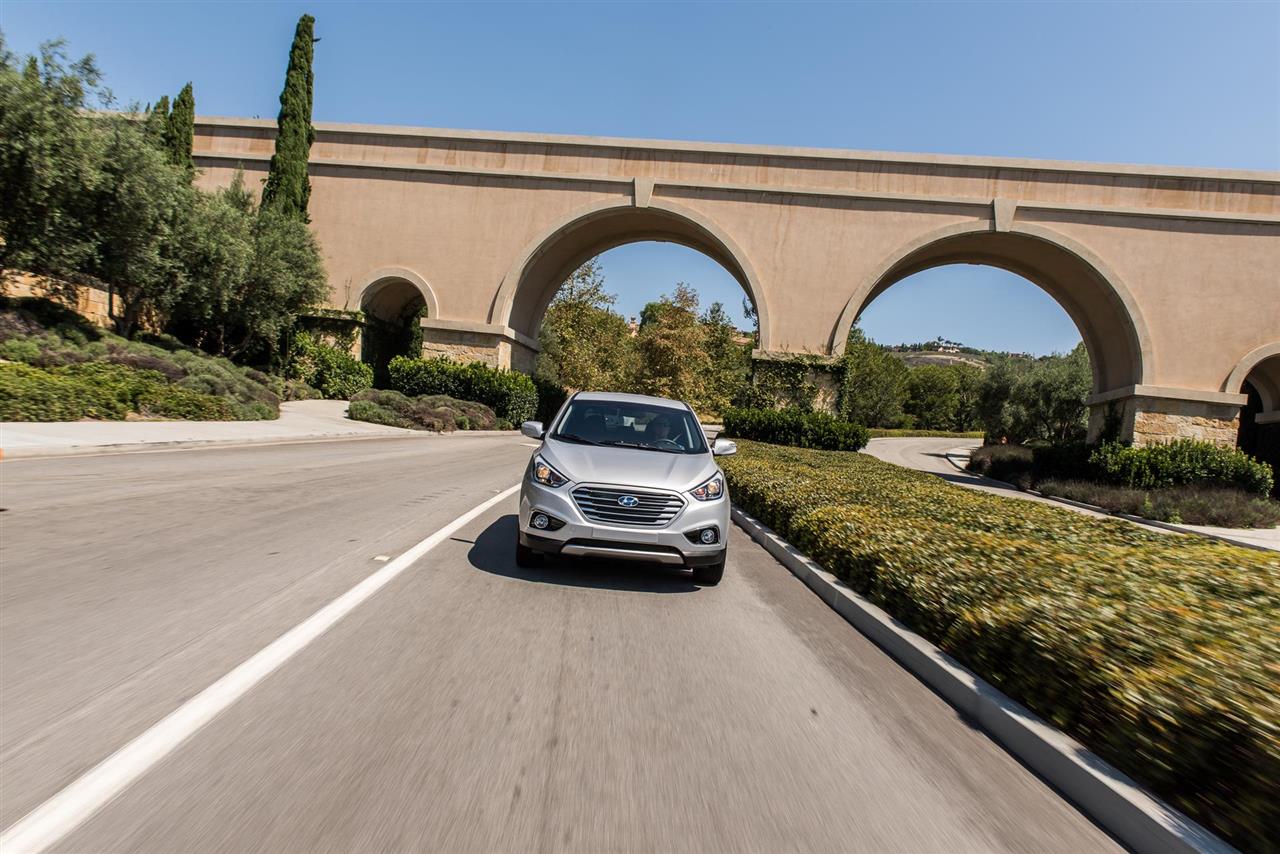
left=193, top=116, right=1280, bottom=433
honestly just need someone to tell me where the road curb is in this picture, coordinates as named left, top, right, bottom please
left=941, top=447, right=1275, bottom=552
left=730, top=505, right=1234, bottom=854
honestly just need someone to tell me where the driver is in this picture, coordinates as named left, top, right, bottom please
left=648, top=415, right=676, bottom=445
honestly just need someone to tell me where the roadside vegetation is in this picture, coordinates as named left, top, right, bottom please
left=0, top=296, right=318, bottom=420
left=722, top=407, right=869, bottom=451
left=968, top=440, right=1280, bottom=528
left=347, top=389, right=497, bottom=432
left=722, top=440, right=1279, bottom=852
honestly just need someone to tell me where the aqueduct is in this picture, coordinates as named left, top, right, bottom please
left=192, top=116, right=1280, bottom=446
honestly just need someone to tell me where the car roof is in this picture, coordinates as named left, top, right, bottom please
left=571, top=391, right=690, bottom=409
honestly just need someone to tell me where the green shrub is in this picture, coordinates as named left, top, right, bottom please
left=866, top=428, right=985, bottom=439
left=723, top=407, right=869, bottom=451
left=966, top=444, right=1034, bottom=487
left=723, top=441, right=1278, bottom=851
left=349, top=389, right=498, bottom=431
left=532, top=375, right=569, bottom=424
left=388, top=356, right=538, bottom=424
left=137, top=385, right=234, bottom=420
left=0, top=299, right=288, bottom=420
left=286, top=331, right=374, bottom=400
left=0, top=363, right=128, bottom=420
left=1091, top=439, right=1274, bottom=496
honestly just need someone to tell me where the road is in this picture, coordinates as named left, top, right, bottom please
left=1, top=435, right=1119, bottom=853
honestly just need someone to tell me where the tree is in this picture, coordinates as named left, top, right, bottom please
left=950, top=362, right=984, bottom=432
left=164, top=82, right=194, bottom=173
left=699, top=301, right=750, bottom=416
left=535, top=257, right=636, bottom=391
left=261, top=14, right=316, bottom=221
left=976, top=345, right=1092, bottom=443
left=0, top=38, right=107, bottom=275
left=838, top=324, right=907, bottom=427
left=144, top=94, right=169, bottom=143
left=903, top=364, right=961, bottom=430
left=635, top=283, right=710, bottom=406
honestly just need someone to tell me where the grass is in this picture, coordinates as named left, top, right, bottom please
left=722, top=441, right=1278, bottom=851
left=867, top=428, right=985, bottom=439
left=1037, top=479, right=1280, bottom=528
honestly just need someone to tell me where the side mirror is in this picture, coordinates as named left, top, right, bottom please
left=520, top=421, right=545, bottom=440
left=712, top=438, right=737, bottom=457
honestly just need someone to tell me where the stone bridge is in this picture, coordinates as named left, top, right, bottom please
left=192, top=116, right=1280, bottom=445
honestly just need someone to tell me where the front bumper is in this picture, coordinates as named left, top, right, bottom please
left=519, top=479, right=728, bottom=567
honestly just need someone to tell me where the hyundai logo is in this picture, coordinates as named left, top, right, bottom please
left=617, top=495, right=640, bottom=508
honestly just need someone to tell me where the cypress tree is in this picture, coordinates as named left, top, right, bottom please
left=164, top=83, right=195, bottom=173
left=261, top=14, right=316, bottom=221
left=145, top=94, right=169, bottom=145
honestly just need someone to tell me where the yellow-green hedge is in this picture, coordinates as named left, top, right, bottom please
left=722, top=441, right=1278, bottom=851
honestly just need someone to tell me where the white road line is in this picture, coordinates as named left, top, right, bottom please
left=0, top=484, right=521, bottom=854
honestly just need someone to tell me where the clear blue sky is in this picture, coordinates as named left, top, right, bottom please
left=4, top=1, right=1276, bottom=353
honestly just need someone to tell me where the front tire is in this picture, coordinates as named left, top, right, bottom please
left=515, top=539, right=542, bottom=568
left=692, top=554, right=725, bottom=586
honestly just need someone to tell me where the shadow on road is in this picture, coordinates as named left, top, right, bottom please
left=467, top=514, right=700, bottom=594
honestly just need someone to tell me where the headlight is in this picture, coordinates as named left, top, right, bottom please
left=689, top=473, right=724, bottom=501
left=530, top=455, right=568, bottom=488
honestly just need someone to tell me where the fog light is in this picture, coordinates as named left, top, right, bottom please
left=699, top=527, right=718, bottom=545
left=532, top=513, right=550, bottom=530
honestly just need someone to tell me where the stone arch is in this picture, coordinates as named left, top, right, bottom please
left=357, top=266, right=439, bottom=322
left=490, top=198, right=771, bottom=349
left=829, top=220, right=1153, bottom=394
left=1226, top=343, right=1280, bottom=412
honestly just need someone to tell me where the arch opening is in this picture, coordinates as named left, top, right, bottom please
left=494, top=200, right=767, bottom=352
left=359, top=275, right=431, bottom=384
left=1235, top=353, right=1280, bottom=494
left=833, top=226, right=1149, bottom=396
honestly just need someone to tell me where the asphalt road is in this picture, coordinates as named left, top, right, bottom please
left=1, top=435, right=1119, bottom=853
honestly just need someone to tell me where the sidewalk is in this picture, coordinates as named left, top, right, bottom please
left=1, top=400, right=420, bottom=459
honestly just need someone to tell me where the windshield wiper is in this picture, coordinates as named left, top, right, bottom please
left=553, top=432, right=599, bottom=446
left=599, top=440, right=679, bottom=453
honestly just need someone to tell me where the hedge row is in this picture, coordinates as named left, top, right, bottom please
left=1091, top=439, right=1274, bottom=496
left=388, top=356, right=539, bottom=424
left=722, top=407, right=870, bottom=451
left=721, top=441, right=1278, bottom=851
left=348, top=389, right=498, bottom=432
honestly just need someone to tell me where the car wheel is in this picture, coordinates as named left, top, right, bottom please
left=692, top=554, right=725, bottom=586
left=515, top=539, right=542, bottom=568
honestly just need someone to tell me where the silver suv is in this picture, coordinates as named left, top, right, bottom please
left=517, top=392, right=737, bottom=585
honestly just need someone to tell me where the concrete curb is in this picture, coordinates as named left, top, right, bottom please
left=730, top=505, right=1234, bottom=854
left=0, top=429, right=523, bottom=461
left=941, top=448, right=1275, bottom=553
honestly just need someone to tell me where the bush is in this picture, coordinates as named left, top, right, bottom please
left=966, top=444, right=1034, bottom=488
left=532, top=374, right=569, bottom=424
left=0, top=298, right=289, bottom=420
left=286, top=332, right=374, bottom=400
left=1037, top=479, right=1280, bottom=529
left=723, top=407, right=870, bottom=451
left=866, top=428, right=985, bottom=439
left=348, top=389, right=498, bottom=432
left=722, top=441, right=1278, bottom=851
left=137, top=385, right=234, bottom=421
left=388, top=356, right=538, bottom=424
left=0, top=362, right=128, bottom=420
left=1091, top=439, right=1274, bottom=496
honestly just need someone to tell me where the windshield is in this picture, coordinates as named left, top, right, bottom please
left=551, top=400, right=708, bottom=455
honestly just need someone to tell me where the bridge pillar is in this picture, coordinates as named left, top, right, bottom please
left=418, top=319, right=539, bottom=373
left=1086, top=387, right=1247, bottom=447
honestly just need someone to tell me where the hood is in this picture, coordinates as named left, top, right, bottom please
left=540, top=439, right=718, bottom=492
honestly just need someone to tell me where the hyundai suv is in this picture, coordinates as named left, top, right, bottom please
left=516, top=392, right=736, bottom=585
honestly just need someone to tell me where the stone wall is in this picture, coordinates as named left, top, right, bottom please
left=1, top=271, right=113, bottom=328
left=1089, top=395, right=1241, bottom=447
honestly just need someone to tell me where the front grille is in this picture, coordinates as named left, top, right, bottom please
left=572, top=485, right=684, bottom=527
